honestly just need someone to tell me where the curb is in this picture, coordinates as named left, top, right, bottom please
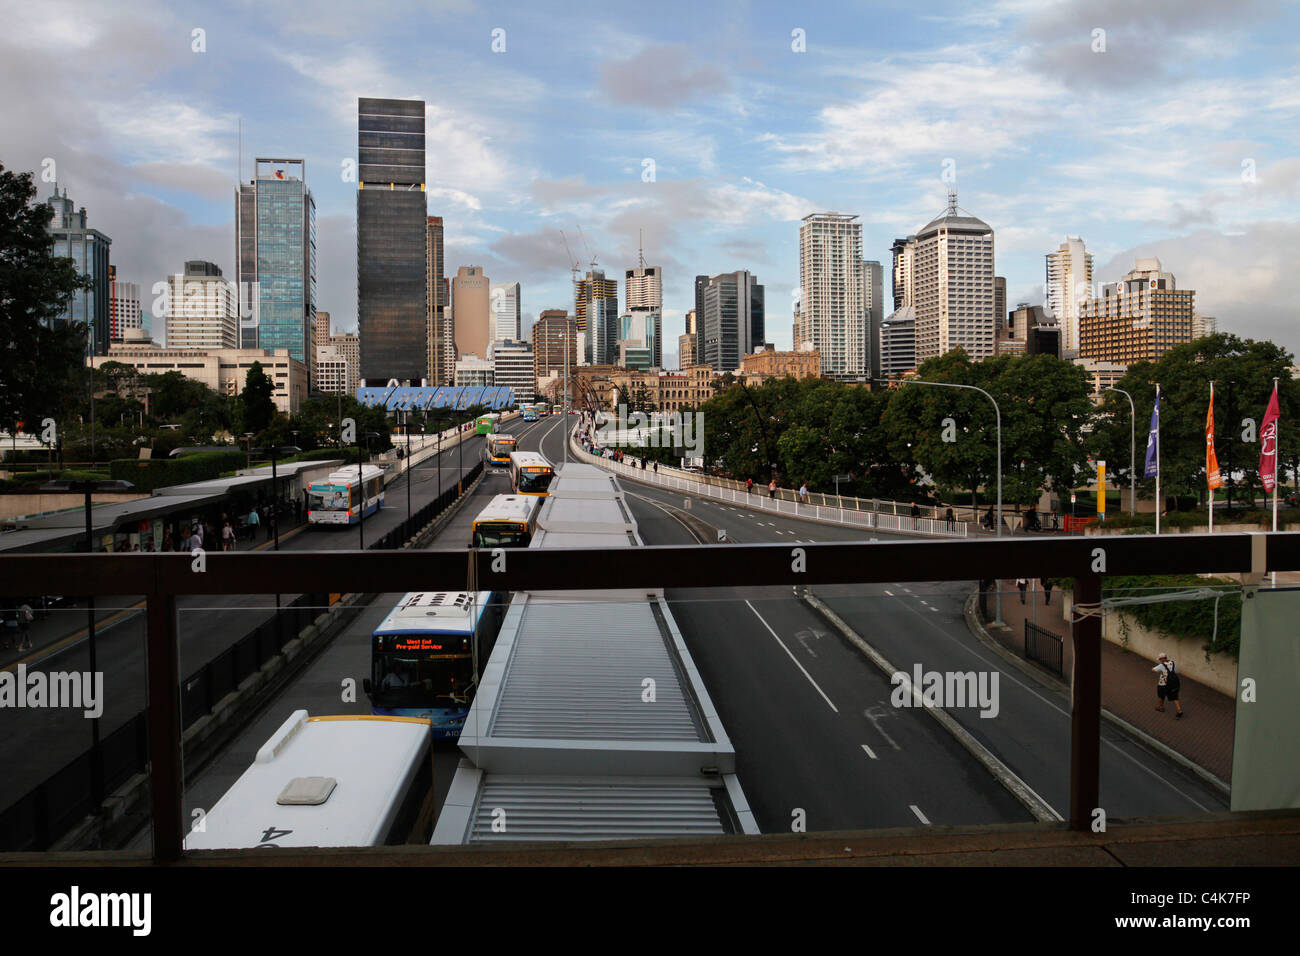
left=961, top=590, right=1232, bottom=799
left=800, top=587, right=1062, bottom=824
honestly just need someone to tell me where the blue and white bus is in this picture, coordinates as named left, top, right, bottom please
left=521, top=404, right=538, bottom=422
left=364, top=591, right=505, bottom=739
left=306, top=466, right=385, bottom=525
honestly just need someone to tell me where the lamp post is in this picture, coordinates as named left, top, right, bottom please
left=1103, top=386, right=1136, bottom=517
left=402, top=412, right=412, bottom=524
left=41, top=478, right=135, bottom=811
left=243, top=432, right=255, bottom=470
left=884, top=377, right=1004, bottom=627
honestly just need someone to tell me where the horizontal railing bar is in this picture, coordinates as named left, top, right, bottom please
left=2, top=533, right=1297, bottom=595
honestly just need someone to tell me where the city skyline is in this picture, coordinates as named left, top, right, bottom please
left=3, top=0, right=1299, bottom=371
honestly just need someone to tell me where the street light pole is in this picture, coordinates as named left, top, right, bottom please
left=357, top=438, right=366, bottom=550
left=1104, top=386, right=1136, bottom=517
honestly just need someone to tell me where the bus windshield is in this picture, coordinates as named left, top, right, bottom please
left=308, top=485, right=350, bottom=511
left=371, top=651, right=472, bottom=709
left=517, top=467, right=554, bottom=494
left=473, top=522, right=530, bottom=549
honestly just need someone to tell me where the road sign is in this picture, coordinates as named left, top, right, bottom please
left=1071, top=493, right=1077, bottom=504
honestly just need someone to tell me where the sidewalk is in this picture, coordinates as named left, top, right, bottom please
left=984, top=582, right=1235, bottom=784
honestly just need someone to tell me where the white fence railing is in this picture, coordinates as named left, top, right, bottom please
left=569, top=433, right=967, bottom=539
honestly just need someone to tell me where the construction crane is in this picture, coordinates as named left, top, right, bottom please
left=558, top=229, right=581, bottom=284
left=576, top=224, right=598, bottom=273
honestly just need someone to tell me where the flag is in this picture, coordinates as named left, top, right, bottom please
left=1143, top=390, right=1160, bottom=478
left=1259, top=383, right=1281, bottom=492
left=1206, top=386, right=1222, bottom=490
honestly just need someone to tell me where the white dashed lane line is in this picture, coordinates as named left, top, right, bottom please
left=861, top=744, right=878, bottom=760
left=910, top=805, right=931, bottom=825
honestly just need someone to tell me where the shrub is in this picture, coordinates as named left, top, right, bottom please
left=109, top=450, right=246, bottom=492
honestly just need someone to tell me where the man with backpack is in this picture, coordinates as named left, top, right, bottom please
left=1153, top=653, right=1184, bottom=718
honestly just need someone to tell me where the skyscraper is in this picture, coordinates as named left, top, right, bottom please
left=679, top=309, right=697, bottom=368
left=44, top=184, right=112, bottom=356
left=864, top=259, right=883, bottom=381
left=1078, top=257, right=1194, bottom=365
left=1045, top=236, right=1094, bottom=354
left=912, top=192, right=996, bottom=364
left=698, top=270, right=765, bottom=372
left=575, top=270, right=618, bottom=364
left=234, top=159, right=316, bottom=373
left=890, top=235, right=916, bottom=312
left=491, top=281, right=521, bottom=342
left=453, top=266, right=491, bottom=360
left=426, top=215, right=453, bottom=385
left=164, top=260, right=238, bottom=349
left=799, top=213, right=869, bottom=380
left=625, top=265, right=662, bottom=310
left=109, top=273, right=142, bottom=342
left=618, top=307, right=662, bottom=369
left=357, top=97, right=427, bottom=384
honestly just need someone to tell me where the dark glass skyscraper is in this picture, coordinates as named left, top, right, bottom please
left=698, top=270, right=764, bottom=372
left=357, top=97, right=427, bottom=384
left=45, top=184, right=112, bottom=356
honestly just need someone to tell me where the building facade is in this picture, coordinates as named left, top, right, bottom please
left=912, top=192, right=996, bottom=364
left=90, top=344, right=307, bottom=413
left=454, top=356, right=494, bottom=387
left=234, top=158, right=316, bottom=371
left=490, top=339, right=534, bottom=403
left=491, top=281, right=521, bottom=343
left=453, top=266, right=491, bottom=360
left=879, top=305, right=917, bottom=380
left=738, top=345, right=820, bottom=381
left=164, top=261, right=239, bottom=349
left=109, top=275, right=142, bottom=342
left=799, top=213, right=869, bottom=380
left=426, top=216, right=453, bottom=386
left=625, top=264, right=662, bottom=311
left=619, top=307, right=662, bottom=369
left=890, top=235, right=916, bottom=312
left=1045, top=236, right=1094, bottom=354
left=357, top=97, right=427, bottom=384
left=697, top=270, right=764, bottom=372
left=679, top=309, right=697, bottom=369
left=1077, top=257, right=1194, bottom=365
left=575, top=270, right=618, bottom=365
left=45, top=184, right=112, bottom=356
left=533, top=309, right=578, bottom=384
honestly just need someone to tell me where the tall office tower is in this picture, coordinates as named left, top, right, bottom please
left=426, top=216, right=451, bottom=384
left=1078, top=257, right=1194, bottom=365
left=864, top=259, right=883, bottom=381
left=994, top=276, right=1007, bottom=329
left=879, top=305, right=917, bottom=380
left=491, top=281, right=521, bottom=342
left=452, top=266, right=491, bottom=359
left=533, top=309, right=577, bottom=385
left=626, top=264, right=662, bottom=310
left=490, top=339, right=535, bottom=402
left=1192, top=313, right=1217, bottom=339
left=618, top=307, right=662, bottom=369
left=890, top=235, right=916, bottom=311
left=679, top=309, right=697, bottom=368
left=44, top=184, right=112, bottom=355
left=109, top=275, right=142, bottom=342
left=234, top=159, right=317, bottom=370
left=164, top=260, right=238, bottom=349
left=574, top=270, right=618, bottom=364
left=693, top=274, right=708, bottom=365
left=799, top=213, right=869, bottom=380
left=698, top=270, right=765, bottom=372
left=1045, top=236, right=1094, bottom=353
left=912, top=191, right=996, bottom=364
left=357, top=97, right=427, bottom=384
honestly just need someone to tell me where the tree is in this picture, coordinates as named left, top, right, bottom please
left=0, top=164, right=93, bottom=435
left=242, top=361, right=276, bottom=435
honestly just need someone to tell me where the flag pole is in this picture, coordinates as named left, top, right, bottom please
left=1209, top=381, right=1214, bottom=535
left=1272, top=376, right=1279, bottom=587
left=1155, top=383, right=1161, bottom=536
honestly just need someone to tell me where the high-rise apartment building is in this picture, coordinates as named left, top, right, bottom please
left=679, top=309, right=697, bottom=369
left=890, top=235, right=916, bottom=312
left=575, top=270, right=618, bottom=364
left=1078, top=257, right=1194, bottom=365
left=879, top=305, right=917, bottom=380
left=799, top=213, right=869, bottom=380
left=109, top=274, right=142, bottom=342
left=1192, top=313, right=1217, bottom=339
left=864, top=259, right=884, bottom=381
left=491, top=281, right=521, bottom=342
left=357, top=97, right=427, bottom=384
left=45, top=184, right=112, bottom=356
left=235, top=159, right=316, bottom=373
left=994, top=276, right=1007, bottom=329
left=625, top=264, right=662, bottom=310
left=697, top=271, right=765, bottom=372
left=453, top=266, right=491, bottom=360
left=912, top=192, right=996, bottom=364
left=426, top=216, right=453, bottom=385
left=1045, top=236, right=1094, bottom=354
left=312, top=311, right=359, bottom=395
left=164, top=260, right=239, bottom=349
left=533, top=309, right=577, bottom=384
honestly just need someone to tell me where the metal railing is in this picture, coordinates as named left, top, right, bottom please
left=1025, top=621, right=1065, bottom=677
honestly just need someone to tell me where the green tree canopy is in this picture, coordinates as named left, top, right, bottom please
left=242, top=361, right=276, bottom=435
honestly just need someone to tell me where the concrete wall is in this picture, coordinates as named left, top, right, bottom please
left=0, top=492, right=145, bottom=521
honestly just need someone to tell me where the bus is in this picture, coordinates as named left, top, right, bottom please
left=521, top=404, right=538, bottom=422
left=471, top=494, right=540, bottom=549
left=306, top=466, right=385, bottom=525
left=184, top=710, right=434, bottom=849
left=365, top=591, right=506, bottom=738
left=474, top=413, right=499, bottom=435
left=534, top=402, right=550, bottom=417
left=509, top=450, right=555, bottom=497
left=485, top=432, right=517, bottom=466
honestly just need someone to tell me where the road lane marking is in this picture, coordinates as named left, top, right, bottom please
left=745, top=600, right=838, bottom=713
left=883, top=589, right=894, bottom=597
left=863, top=704, right=901, bottom=750
left=910, top=805, right=931, bottom=825
left=861, top=743, right=878, bottom=760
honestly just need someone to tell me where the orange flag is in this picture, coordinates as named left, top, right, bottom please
left=1206, top=384, right=1222, bottom=490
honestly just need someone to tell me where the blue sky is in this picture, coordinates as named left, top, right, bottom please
left=4, top=0, right=1299, bottom=365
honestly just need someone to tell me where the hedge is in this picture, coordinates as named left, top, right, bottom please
left=109, top=450, right=246, bottom=492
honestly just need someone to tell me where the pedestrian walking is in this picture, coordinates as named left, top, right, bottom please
left=1040, top=577, right=1054, bottom=605
left=653, top=460, right=658, bottom=473
left=799, top=482, right=809, bottom=503
left=1016, top=577, right=1028, bottom=604
left=188, top=527, right=203, bottom=551
left=18, top=602, right=33, bottom=650
left=945, top=506, right=955, bottom=530
left=746, top=478, right=754, bottom=495
left=222, top=520, right=236, bottom=552
left=768, top=479, right=776, bottom=499
left=910, top=502, right=921, bottom=528
left=1153, top=653, right=1184, bottom=717
left=983, top=506, right=995, bottom=531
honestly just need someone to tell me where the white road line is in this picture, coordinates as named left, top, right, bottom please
left=861, top=744, right=878, bottom=760
left=883, top=589, right=894, bottom=597
left=901, top=586, right=912, bottom=593
left=745, top=600, right=839, bottom=713
left=909, top=804, right=931, bottom=825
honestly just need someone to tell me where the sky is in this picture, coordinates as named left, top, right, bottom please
left=4, top=0, right=1299, bottom=368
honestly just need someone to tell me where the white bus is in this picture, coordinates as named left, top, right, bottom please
left=508, top=450, right=555, bottom=497
left=485, top=432, right=517, bottom=467
left=185, top=710, right=434, bottom=849
left=471, top=494, right=540, bottom=549
left=306, top=465, right=385, bottom=525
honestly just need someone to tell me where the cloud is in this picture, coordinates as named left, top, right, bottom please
left=597, top=44, right=728, bottom=108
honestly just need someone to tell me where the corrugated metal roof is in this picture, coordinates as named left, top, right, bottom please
left=467, top=777, right=727, bottom=841
left=490, top=600, right=704, bottom=740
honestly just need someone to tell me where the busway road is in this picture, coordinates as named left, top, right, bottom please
left=537, top=424, right=1227, bottom=832
left=125, top=416, right=558, bottom=850
left=0, top=422, right=524, bottom=813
